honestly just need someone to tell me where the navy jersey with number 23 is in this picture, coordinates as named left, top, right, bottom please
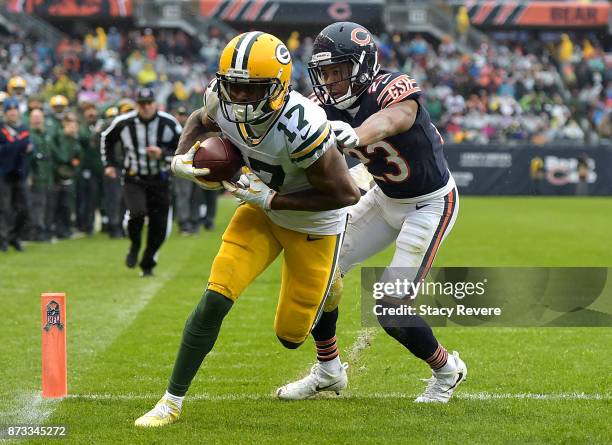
left=318, top=70, right=449, bottom=199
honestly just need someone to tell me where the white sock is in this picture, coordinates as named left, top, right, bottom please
left=164, top=390, right=184, bottom=409
left=435, top=355, right=456, bottom=374
left=319, top=356, right=342, bottom=374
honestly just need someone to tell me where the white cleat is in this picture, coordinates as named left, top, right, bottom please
left=276, top=362, right=348, bottom=400
left=415, top=351, right=467, bottom=403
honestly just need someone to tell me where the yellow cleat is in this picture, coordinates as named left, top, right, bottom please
left=134, top=398, right=181, bottom=427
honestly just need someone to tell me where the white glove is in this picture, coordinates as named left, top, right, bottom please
left=330, top=120, right=360, bottom=150
left=222, top=171, right=276, bottom=210
left=349, top=163, right=374, bottom=191
left=170, top=141, right=223, bottom=190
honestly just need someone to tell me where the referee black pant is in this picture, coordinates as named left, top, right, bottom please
left=123, top=175, right=171, bottom=271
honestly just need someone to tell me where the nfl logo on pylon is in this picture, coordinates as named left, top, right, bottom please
left=44, top=300, right=63, bottom=331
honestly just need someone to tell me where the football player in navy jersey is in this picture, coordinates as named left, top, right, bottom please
left=277, top=22, right=467, bottom=403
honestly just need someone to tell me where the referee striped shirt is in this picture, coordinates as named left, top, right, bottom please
left=101, top=110, right=182, bottom=177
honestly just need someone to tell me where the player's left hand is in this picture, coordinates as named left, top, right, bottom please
left=330, top=120, right=360, bottom=150
left=223, top=171, right=276, bottom=210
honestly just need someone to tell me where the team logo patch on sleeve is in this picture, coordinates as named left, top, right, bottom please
left=44, top=300, right=64, bottom=331
left=376, top=75, right=421, bottom=108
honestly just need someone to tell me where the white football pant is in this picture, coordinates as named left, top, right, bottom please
left=339, top=179, right=459, bottom=292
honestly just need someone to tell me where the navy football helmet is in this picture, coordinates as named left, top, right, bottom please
left=308, top=22, right=380, bottom=110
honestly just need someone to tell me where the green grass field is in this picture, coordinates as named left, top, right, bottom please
left=1, top=197, right=611, bottom=444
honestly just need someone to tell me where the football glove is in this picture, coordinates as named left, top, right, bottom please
left=170, top=141, right=223, bottom=190
left=330, top=120, right=360, bottom=150
left=223, top=171, right=276, bottom=211
left=349, top=163, right=375, bottom=192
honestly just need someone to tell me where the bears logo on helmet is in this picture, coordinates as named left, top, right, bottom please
left=350, top=27, right=372, bottom=46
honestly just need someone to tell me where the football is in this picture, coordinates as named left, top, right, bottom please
left=192, top=136, right=244, bottom=182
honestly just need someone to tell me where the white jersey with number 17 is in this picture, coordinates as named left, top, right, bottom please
left=203, top=79, right=347, bottom=235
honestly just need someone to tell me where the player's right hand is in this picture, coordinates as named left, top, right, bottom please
left=170, top=141, right=223, bottom=190
left=330, top=120, right=360, bottom=150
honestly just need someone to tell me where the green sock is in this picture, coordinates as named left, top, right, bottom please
left=167, top=290, right=233, bottom=396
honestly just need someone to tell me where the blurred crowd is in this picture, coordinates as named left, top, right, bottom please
left=0, top=27, right=218, bottom=116
left=1, top=26, right=609, bottom=147
left=0, top=25, right=609, bottom=249
left=377, top=32, right=611, bottom=145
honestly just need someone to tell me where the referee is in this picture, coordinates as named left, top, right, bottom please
left=101, top=88, right=182, bottom=276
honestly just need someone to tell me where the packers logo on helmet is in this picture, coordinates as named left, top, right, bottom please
left=217, top=31, right=292, bottom=124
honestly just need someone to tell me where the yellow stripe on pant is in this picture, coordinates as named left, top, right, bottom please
left=208, top=204, right=340, bottom=345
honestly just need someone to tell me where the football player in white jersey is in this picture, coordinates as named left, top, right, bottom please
left=134, top=31, right=360, bottom=427
left=277, top=22, right=467, bottom=403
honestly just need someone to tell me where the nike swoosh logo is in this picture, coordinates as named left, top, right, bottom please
left=306, top=235, right=324, bottom=241
left=415, top=204, right=430, bottom=210
left=445, top=372, right=463, bottom=392
left=315, top=381, right=339, bottom=391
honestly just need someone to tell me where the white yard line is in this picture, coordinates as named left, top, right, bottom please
left=455, top=392, right=611, bottom=401
left=12, top=393, right=61, bottom=424
left=64, top=392, right=611, bottom=402
left=10, top=271, right=177, bottom=425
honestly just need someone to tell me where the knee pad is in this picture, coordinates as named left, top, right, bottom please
left=277, top=336, right=303, bottom=349
left=323, top=268, right=344, bottom=312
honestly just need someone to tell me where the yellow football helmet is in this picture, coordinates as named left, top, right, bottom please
left=7, top=76, right=26, bottom=95
left=50, top=95, right=69, bottom=108
left=117, top=98, right=136, bottom=114
left=104, top=106, right=119, bottom=119
left=217, top=31, right=292, bottom=124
